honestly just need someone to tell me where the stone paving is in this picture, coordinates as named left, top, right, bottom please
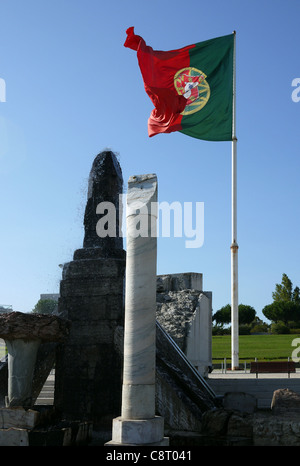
left=208, top=369, right=300, bottom=409
left=209, top=368, right=300, bottom=378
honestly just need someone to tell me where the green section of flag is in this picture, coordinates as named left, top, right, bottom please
left=180, top=34, right=234, bottom=141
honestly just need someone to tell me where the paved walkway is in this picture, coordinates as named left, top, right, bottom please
left=208, top=369, right=300, bottom=409
left=209, top=368, right=300, bottom=378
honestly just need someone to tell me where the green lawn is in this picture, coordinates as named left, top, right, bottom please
left=0, top=339, right=6, bottom=359
left=212, top=334, right=300, bottom=363
left=1, top=335, right=299, bottom=364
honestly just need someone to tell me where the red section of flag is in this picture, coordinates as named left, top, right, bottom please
left=124, top=27, right=195, bottom=137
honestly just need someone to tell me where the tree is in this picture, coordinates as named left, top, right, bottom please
left=238, top=304, right=256, bottom=325
left=272, top=273, right=297, bottom=302
left=250, top=317, right=269, bottom=334
left=293, top=286, right=300, bottom=304
left=263, top=274, right=300, bottom=326
left=262, top=301, right=300, bottom=325
left=213, top=304, right=256, bottom=326
left=271, top=322, right=290, bottom=334
left=32, top=299, right=57, bottom=315
left=213, top=304, right=231, bottom=325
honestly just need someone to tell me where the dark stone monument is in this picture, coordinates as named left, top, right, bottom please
left=54, top=151, right=125, bottom=431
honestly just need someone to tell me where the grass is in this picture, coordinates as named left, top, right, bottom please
left=1, top=335, right=299, bottom=365
left=0, top=339, right=6, bottom=359
left=212, top=334, right=300, bottom=364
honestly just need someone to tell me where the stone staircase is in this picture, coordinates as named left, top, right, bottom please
left=35, top=372, right=54, bottom=406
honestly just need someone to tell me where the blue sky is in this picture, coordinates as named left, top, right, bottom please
left=0, top=0, right=299, bottom=322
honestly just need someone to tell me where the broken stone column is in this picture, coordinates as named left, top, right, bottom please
left=156, top=274, right=212, bottom=377
left=54, top=151, right=126, bottom=431
left=108, top=174, right=168, bottom=446
left=0, top=311, right=69, bottom=408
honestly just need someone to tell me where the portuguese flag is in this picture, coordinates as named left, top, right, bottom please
left=124, top=27, right=234, bottom=141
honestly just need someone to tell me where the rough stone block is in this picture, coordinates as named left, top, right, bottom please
left=69, top=320, right=115, bottom=344
left=0, top=407, right=39, bottom=429
left=201, top=408, right=231, bottom=436
left=271, top=388, right=300, bottom=415
left=58, top=296, right=108, bottom=321
left=226, top=413, right=253, bottom=438
left=253, top=413, right=300, bottom=446
left=29, top=427, right=72, bottom=446
left=60, top=277, right=122, bottom=297
left=59, top=295, right=123, bottom=322
left=223, top=392, right=257, bottom=413
left=0, top=311, right=70, bottom=342
left=0, top=428, right=29, bottom=446
left=76, top=421, right=93, bottom=445
left=157, top=273, right=203, bottom=292
left=62, top=259, right=121, bottom=280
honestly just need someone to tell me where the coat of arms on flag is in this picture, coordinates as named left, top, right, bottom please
left=174, top=67, right=210, bottom=116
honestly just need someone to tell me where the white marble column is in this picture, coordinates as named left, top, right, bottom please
left=107, top=174, right=168, bottom=446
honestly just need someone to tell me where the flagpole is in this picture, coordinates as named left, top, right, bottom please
left=231, top=30, right=239, bottom=370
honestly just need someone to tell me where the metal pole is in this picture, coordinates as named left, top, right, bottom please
left=231, top=31, right=239, bottom=370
